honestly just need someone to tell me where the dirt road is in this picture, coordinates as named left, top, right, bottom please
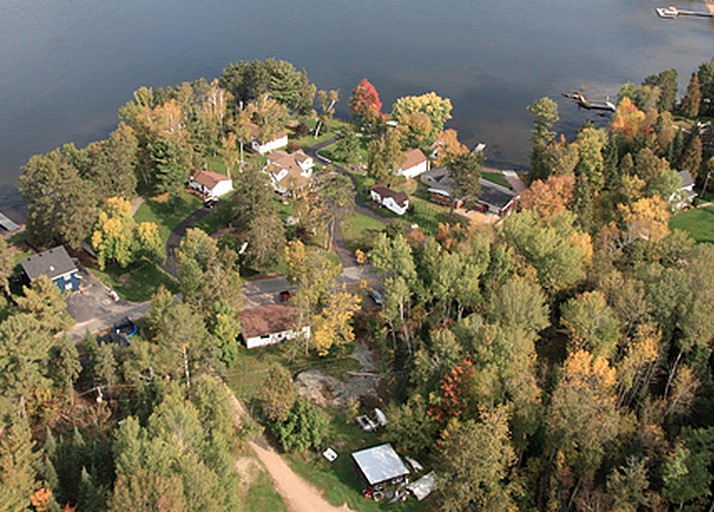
left=229, top=393, right=354, bottom=512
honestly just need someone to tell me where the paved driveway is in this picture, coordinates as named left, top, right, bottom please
left=162, top=206, right=211, bottom=277
left=66, top=269, right=150, bottom=341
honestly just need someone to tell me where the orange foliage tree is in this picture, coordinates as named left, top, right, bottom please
left=520, top=174, right=575, bottom=220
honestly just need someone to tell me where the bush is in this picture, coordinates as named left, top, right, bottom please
left=271, top=397, right=328, bottom=453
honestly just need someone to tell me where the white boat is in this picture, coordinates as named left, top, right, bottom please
left=656, top=6, right=679, bottom=18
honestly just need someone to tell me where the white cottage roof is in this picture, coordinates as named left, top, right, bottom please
left=351, top=444, right=410, bottom=486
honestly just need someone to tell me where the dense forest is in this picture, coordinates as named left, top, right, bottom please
left=1, top=54, right=714, bottom=511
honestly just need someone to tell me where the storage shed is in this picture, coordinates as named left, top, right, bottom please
left=351, top=444, right=410, bottom=491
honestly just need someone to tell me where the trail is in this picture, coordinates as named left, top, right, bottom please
left=229, top=392, right=355, bottom=512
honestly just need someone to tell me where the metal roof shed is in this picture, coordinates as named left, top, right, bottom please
left=351, top=444, right=410, bottom=489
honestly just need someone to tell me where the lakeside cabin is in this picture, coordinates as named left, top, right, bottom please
left=20, top=245, right=80, bottom=293
left=247, top=122, right=289, bottom=155
left=188, top=170, right=233, bottom=200
left=240, top=303, right=310, bottom=349
left=370, top=185, right=409, bottom=216
left=395, top=148, right=430, bottom=179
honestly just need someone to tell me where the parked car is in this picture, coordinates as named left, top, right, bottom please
left=204, top=198, right=218, bottom=209
left=356, top=415, right=379, bottom=432
left=279, top=290, right=292, bottom=302
left=368, top=289, right=384, bottom=306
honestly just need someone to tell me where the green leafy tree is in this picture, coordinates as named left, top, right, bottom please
left=16, top=275, right=72, bottom=334
left=0, top=417, right=39, bottom=510
left=272, top=396, right=328, bottom=453
left=0, top=237, right=13, bottom=297
left=527, top=97, right=560, bottom=182
left=386, top=394, right=437, bottom=456
left=260, top=365, right=297, bottom=423
left=333, top=128, right=360, bottom=164
left=662, top=427, right=714, bottom=510
left=643, top=68, right=678, bottom=112
left=680, top=73, right=701, bottom=118
left=367, top=130, right=404, bottom=186
left=85, top=122, right=139, bottom=200
left=561, top=291, right=621, bottom=358
left=19, top=147, right=98, bottom=249
left=446, top=150, right=482, bottom=216
left=438, top=406, right=517, bottom=512
left=209, top=301, right=240, bottom=368
left=316, top=170, right=354, bottom=249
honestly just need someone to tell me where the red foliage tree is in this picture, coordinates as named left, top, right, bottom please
left=349, top=78, right=384, bottom=126
left=429, top=358, right=476, bottom=422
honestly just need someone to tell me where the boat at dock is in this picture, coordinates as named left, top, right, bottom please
left=562, top=92, right=616, bottom=112
left=656, top=5, right=714, bottom=18
left=656, top=6, right=679, bottom=18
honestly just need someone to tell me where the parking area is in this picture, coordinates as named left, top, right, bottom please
left=66, top=268, right=150, bottom=341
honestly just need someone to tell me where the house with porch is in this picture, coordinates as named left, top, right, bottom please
left=395, top=148, right=430, bottom=179
left=265, top=150, right=315, bottom=194
left=247, top=122, right=289, bottom=155
left=420, top=166, right=463, bottom=209
left=370, top=185, right=409, bottom=216
left=188, top=170, right=233, bottom=199
left=240, top=303, right=310, bottom=349
left=20, top=246, right=80, bottom=293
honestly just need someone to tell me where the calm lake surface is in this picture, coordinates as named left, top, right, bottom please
left=1, top=0, right=712, bottom=219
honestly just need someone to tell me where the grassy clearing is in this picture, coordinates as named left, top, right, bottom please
left=340, top=214, right=387, bottom=252
left=482, top=170, right=511, bottom=189
left=89, top=262, right=177, bottom=302
left=670, top=205, right=714, bottom=244
left=243, top=468, right=288, bottom=511
left=134, top=192, right=203, bottom=247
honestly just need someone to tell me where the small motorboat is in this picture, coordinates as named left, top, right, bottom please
left=656, top=6, right=679, bottom=18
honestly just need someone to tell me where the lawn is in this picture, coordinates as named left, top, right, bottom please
left=481, top=170, right=512, bottom=189
left=340, top=214, right=387, bottom=252
left=89, top=262, right=177, bottom=302
left=134, top=192, right=203, bottom=247
left=670, top=205, right=714, bottom=244
left=243, top=467, right=287, bottom=511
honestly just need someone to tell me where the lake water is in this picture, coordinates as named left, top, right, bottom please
left=1, top=0, right=712, bottom=219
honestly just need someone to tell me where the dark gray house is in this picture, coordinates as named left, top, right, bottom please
left=21, top=246, right=80, bottom=293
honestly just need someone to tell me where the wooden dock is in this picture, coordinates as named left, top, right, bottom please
left=0, top=212, right=21, bottom=233
left=656, top=6, right=714, bottom=18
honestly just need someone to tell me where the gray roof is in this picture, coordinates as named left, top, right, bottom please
left=478, top=179, right=516, bottom=210
left=351, top=444, right=410, bottom=486
left=421, top=166, right=454, bottom=195
left=679, top=170, right=694, bottom=189
left=21, top=246, right=77, bottom=281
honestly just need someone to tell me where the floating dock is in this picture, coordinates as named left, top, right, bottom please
left=0, top=212, right=21, bottom=233
left=656, top=6, right=714, bottom=18
left=562, top=92, right=616, bottom=112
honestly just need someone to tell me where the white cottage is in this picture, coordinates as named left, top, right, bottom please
left=247, top=122, right=289, bottom=155
left=188, top=170, right=233, bottom=199
left=370, top=185, right=409, bottom=216
left=395, top=148, right=430, bottom=179
left=241, top=304, right=310, bottom=349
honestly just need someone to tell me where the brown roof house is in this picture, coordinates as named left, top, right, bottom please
left=395, top=148, right=430, bottom=179
left=247, top=122, right=289, bottom=155
left=370, top=185, right=409, bottom=216
left=240, top=303, right=310, bottom=349
left=265, top=150, right=315, bottom=195
left=188, top=170, right=233, bottom=199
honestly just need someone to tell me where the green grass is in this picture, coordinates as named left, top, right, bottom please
left=134, top=192, right=203, bottom=247
left=89, top=262, right=177, bottom=302
left=670, top=206, right=714, bottom=244
left=481, top=170, right=511, bottom=189
left=244, top=469, right=288, bottom=511
left=340, top=214, right=387, bottom=252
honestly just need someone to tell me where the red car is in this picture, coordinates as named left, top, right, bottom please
left=279, top=290, right=292, bottom=302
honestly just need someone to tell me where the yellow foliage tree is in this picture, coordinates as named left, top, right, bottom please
left=311, top=289, right=361, bottom=356
left=611, top=97, right=646, bottom=143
